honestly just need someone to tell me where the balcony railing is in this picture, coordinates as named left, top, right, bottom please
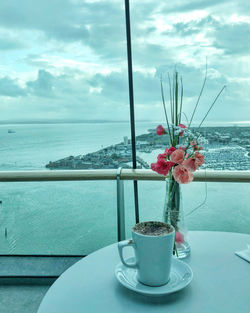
left=1, top=169, right=250, bottom=182
left=1, top=169, right=249, bottom=285
left=1, top=169, right=250, bottom=242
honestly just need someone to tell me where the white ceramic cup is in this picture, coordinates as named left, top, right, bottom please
left=118, top=221, right=175, bottom=287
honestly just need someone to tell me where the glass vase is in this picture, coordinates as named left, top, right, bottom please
left=163, top=177, right=191, bottom=258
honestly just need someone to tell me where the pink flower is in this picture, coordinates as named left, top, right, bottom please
left=170, top=149, right=185, bottom=164
left=151, top=162, right=157, bottom=171
left=195, top=152, right=205, bottom=166
left=178, top=124, right=186, bottom=129
left=151, top=159, right=175, bottom=176
left=156, top=125, right=166, bottom=136
left=157, top=153, right=167, bottom=161
left=178, top=124, right=187, bottom=136
left=183, top=158, right=198, bottom=172
left=175, top=232, right=184, bottom=244
left=166, top=147, right=176, bottom=155
left=173, top=164, right=193, bottom=184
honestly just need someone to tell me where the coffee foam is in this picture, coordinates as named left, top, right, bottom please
left=133, top=221, right=173, bottom=236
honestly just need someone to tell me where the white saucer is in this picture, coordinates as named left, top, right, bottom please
left=115, top=257, right=193, bottom=297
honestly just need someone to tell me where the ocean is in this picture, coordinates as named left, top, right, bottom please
left=0, top=122, right=249, bottom=255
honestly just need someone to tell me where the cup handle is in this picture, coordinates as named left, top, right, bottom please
left=118, top=240, right=137, bottom=268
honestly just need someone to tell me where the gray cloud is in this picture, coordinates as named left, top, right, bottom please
left=0, top=0, right=89, bottom=42
left=27, top=70, right=56, bottom=98
left=0, top=36, right=26, bottom=50
left=0, top=0, right=124, bottom=57
left=22, top=54, right=51, bottom=68
left=0, top=67, right=130, bottom=120
left=0, top=76, right=26, bottom=97
left=0, top=0, right=249, bottom=123
left=132, top=43, right=177, bottom=69
left=161, top=0, right=230, bottom=14
left=213, top=23, right=250, bottom=55
left=168, top=16, right=250, bottom=56
left=169, top=16, right=219, bottom=37
left=89, top=70, right=160, bottom=105
left=155, top=63, right=228, bottom=117
left=0, top=64, right=246, bottom=123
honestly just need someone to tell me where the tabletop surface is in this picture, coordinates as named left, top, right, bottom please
left=37, top=231, right=250, bottom=313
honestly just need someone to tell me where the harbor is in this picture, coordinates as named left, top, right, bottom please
left=46, top=126, right=250, bottom=171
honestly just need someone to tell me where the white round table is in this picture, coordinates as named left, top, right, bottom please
left=37, top=231, right=250, bottom=313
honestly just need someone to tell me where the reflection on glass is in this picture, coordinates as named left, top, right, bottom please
left=0, top=0, right=131, bottom=171
left=0, top=1, right=250, bottom=256
left=0, top=181, right=117, bottom=255
left=135, top=181, right=250, bottom=235
left=131, top=0, right=250, bottom=169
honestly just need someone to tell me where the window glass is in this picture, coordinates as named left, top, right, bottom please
left=0, top=0, right=131, bottom=171
left=130, top=0, right=250, bottom=171
left=0, top=0, right=131, bottom=255
left=0, top=181, right=117, bottom=255
left=129, top=0, right=250, bottom=235
left=135, top=181, right=250, bottom=234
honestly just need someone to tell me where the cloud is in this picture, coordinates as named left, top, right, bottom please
left=0, top=35, right=26, bottom=50
left=0, top=76, right=26, bottom=97
left=168, top=16, right=250, bottom=56
left=169, top=16, right=219, bottom=37
left=161, top=0, right=229, bottom=13
left=0, top=0, right=250, bottom=123
left=213, top=22, right=250, bottom=55
left=89, top=70, right=161, bottom=105
left=27, top=70, right=56, bottom=98
left=0, top=0, right=91, bottom=44
left=0, top=1, right=123, bottom=53
left=0, top=67, right=131, bottom=121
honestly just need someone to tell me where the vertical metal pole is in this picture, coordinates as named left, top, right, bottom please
left=117, top=167, right=125, bottom=241
left=124, top=0, right=139, bottom=224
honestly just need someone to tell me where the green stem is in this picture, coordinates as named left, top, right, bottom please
left=188, top=61, right=208, bottom=128
left=179, top=76, right=183, bottom=125
left=175, top=71, right=178, bottom=126
left=164, top=175, right=180, bottom=230
left=160, top=79, right=173, bottom=145
left=172, top=72, right=175, bottom=125
left=168, top=73, right=173, bottom=123
left=198, top=85, right=226, bottom=129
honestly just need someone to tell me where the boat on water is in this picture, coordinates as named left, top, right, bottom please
left=8, top=129, right=16, bottom=133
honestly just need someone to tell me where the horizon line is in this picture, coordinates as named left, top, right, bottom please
left=0, top=119, right=250, bottom=126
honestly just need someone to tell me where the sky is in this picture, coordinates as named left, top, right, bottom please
left=0, top=0, right=250, bottom=125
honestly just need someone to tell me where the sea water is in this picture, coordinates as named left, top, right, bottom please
left=0, top=122, right=249, bottom=255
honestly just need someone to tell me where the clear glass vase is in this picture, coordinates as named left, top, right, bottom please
left=163, top=177, right=191, bottom=258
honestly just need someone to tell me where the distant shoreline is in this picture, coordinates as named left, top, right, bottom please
left=0, top=120, right=133, bottom=125
left=0, top=120, right=250, bottom=127
left=46, top=126, right=250, bottom=171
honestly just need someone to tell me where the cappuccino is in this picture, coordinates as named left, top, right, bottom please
left=118, top=220, right=175, bottom=286
left=133, top=221, right=173, bottom=236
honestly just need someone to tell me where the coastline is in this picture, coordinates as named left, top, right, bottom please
left=45, top=126, right=250, bottom=171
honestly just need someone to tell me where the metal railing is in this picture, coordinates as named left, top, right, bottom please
left=1, top=169, right=250, bottom=241
left=1, top=169, right=250, bottom=182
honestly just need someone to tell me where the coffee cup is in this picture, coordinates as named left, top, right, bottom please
left=118, top=221, right=175, bottom=286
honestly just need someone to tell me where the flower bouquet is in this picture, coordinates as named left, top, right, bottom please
left=151, top=70, right=225, bottom=257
